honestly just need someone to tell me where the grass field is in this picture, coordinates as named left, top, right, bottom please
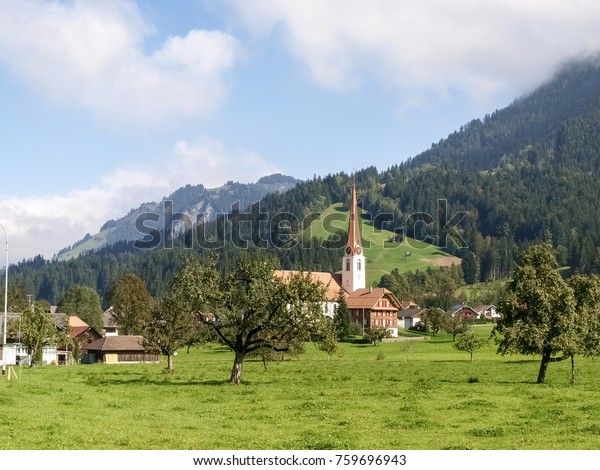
left=2, top=325, right=600, bottom=450
left=304, top=203, right=461, bottom=281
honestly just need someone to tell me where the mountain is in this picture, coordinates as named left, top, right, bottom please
left=10, top=57, right=600, bottom=305
left=56, top=174, right=299, bottom=261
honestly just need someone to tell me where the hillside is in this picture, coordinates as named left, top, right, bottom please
left=56, top=174, right=299, bottom=261
left=304, top=202, right=461, bottom=282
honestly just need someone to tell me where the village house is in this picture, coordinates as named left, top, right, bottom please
left=447, top=304, right=480, bottom=320
left=397, top=305, right=427, bottom=330
left=472, top=304, right=500, bottom=320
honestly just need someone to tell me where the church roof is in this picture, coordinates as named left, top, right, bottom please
left=273, top=270, right=344, bottom=301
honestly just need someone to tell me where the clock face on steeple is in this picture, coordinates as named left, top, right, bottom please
left=355, top=246, right=362, bottom=255
left=345, top=246, right=352, bottom=255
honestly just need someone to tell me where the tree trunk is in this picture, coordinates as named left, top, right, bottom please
left=167, top=354, right=174, bottom=372
left=230, top=350, right=244, bottom=384
left=571, top=355, right=575, bottom=385
left=537, top=351, right=551, bottom=384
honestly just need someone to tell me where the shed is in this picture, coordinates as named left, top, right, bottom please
left=82, top=335, right=159, bottom=364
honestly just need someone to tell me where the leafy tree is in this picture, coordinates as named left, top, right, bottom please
left=314, top=318, right=339, bottom=360
left=363, top=326, right=390, bottom=345
left=333, top=289, right=352, bottom=340
left=107, top=273, right=153, bottom=335
left=143, top=266, right=218, bottom=371
left=422, top=308, right=449, bottom=336
left=169, top=254, right=327, bottom=384
left=493, top=244, right=577, bottom=384
left=59, top=284, right=103, bottom=331
left=20, top=302, right=57, bottom=367
left=143, top=297, right=198, bottom=372
left=568, top=274, right=600, bottom=383
left=453, top=328, right=488, bottom=363
left=447, top=312, right=468, bottom=341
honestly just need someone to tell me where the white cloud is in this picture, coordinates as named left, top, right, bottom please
left=0, top=0, right=241, bottom=127
left=0, top=137, right=279, bottom=265
left=230, top=0, right=600, bottom=105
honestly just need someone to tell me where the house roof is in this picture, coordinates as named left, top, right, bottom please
left=273, top=270, right=344, bottom=301
left=103, top=307, right=119, bottom=328
left=84, top=335, right=145, bottom=352
left=346, top=287, right=401, bottom=310
left=399, top=300, right=419, bottom=310
left=472, top=304, right=496, bottom=313
left=397, top=307, right=426, bottom=319
left=68, top=316, right=89, bottom=328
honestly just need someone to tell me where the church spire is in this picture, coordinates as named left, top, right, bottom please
left=345, top=177, right=362, bottom=256
left=342, top=177, right=365, bottom=293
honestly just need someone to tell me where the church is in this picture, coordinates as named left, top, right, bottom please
left=276, top=180, right=401, bottom=337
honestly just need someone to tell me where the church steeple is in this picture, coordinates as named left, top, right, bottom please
left=342, top=177, right=366, bottom=293
left=346, top=178, right=362, bottom=256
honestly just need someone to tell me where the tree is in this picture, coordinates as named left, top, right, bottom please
left=493, top=244, right=577, bottom=384
left=568, top=274, right=600, bottom=384
left=107, top=273, right=153, bottom=335
left=143, top=268, right=215, bottom=371
left=170, top=254, right=327, bottom=384
left=422, top=308, right=449, bottom=335
left=333, top=289, right=352, bottom=340
left=363, top=326, right=390, bottom=345
left=453, top=328, right=488, bottom=363
left=20, top=302, right=58, bottom=366
left=447, top=312, right=468, bottom=341
left=315, top=319, right=339, bottom=359
left=59, top=285, right=103, bottom=331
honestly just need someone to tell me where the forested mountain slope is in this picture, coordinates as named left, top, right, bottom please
left=9, top=58, right=600, bottom=305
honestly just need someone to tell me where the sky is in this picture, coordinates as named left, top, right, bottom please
left=1, top=0, right=600, bottom=266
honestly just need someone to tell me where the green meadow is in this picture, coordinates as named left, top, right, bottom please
left=304, top=203, right=460, bottom=281
left=2, top=325, right=600, bottom=450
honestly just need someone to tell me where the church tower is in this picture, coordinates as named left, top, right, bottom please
left=342, top=178, right=366, bottom=293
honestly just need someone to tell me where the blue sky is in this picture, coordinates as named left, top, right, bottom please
left=1, top=0, right=600, bottom=264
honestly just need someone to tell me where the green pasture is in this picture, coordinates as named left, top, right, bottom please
left=304, top=203, right=459, bottom=281
left=2, top=325, right=600, bottom=450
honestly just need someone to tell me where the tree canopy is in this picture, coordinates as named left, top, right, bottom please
left=59, top=284, right=103, bottom=331
left=170, top=254, right=327, bottom=384
left=493, top=244, right=577, bottom=383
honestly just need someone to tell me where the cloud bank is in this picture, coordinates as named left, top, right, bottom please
left=231, top=0, right=600, bottom=104
left=0, top=138, right=279, bottom=265
left=0, top=0, right=241, bottom=127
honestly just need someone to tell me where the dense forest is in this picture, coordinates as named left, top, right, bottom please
left=7, top=57, right=600, bottom=306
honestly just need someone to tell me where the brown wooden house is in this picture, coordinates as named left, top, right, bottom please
left=346, top=287, right=401, bottom=337
left=82, top=336, right=159, bottom=364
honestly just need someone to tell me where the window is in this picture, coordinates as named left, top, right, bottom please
left=357, top=259, right=362, bottom=271
left=346, top=259, right=350, bottom=271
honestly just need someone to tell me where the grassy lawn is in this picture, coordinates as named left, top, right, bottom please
left=304, top=203, right=460, bottom=281
left=2, top=325, right=600, bottom=450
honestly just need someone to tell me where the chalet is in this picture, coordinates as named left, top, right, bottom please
left=82, top=335, right=159, bottom=364
left=347, top=287, right=400, bottom=337
left=397, top=306, right=427, bottom=330
left=472, top=304, right=500, bottom=320
left=447, top=304, right=480, bottom=320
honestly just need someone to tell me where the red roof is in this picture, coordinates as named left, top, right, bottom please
left=346, top=287, right=401, bottom=310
